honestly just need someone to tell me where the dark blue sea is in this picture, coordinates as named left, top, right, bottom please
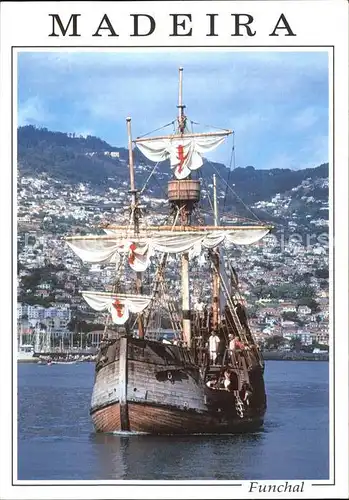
left=17, top=361, right=329, bottom=481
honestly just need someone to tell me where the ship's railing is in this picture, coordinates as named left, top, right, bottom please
left=220, top=347, right=263, bottom=371
left=195, top=346, right=210, bottom=367
left=191, top=337, right=264, bottom=371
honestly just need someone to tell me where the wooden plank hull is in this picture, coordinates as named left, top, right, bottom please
left=91, top=401, right=264, bottom=434
left=90, top=336, right=266, bottom=434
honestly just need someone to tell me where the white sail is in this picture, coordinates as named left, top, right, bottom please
left=66, top=239, right=121, bottom=265
left=225, top=229, right=270, bottom=245
left=66, top=227, right=270, bottom=271
left=81, top=291, right=152, bottom=325
left=135, top=133, right=228, bottom=180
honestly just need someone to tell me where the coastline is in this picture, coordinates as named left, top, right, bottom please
left=262, top=351, right=329, bottom=361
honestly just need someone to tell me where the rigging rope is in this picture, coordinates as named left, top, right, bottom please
left=222, top=131, right=235, bottom=218
left=190, top=120, right=232, bottom=133
left=139, top=161, right=160, bottom=195
left=200, top=175, right=215, bottom=217
left=135, top=120, right=176, bottom=139
left=205, top=158, right=263, bottom=224
left=141, top=207, right=182, bottom=337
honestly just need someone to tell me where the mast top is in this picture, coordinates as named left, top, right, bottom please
left=178, top=67, right=186, bottom=133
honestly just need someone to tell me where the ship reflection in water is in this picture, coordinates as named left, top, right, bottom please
left=92, top=431, right=263, bottom=480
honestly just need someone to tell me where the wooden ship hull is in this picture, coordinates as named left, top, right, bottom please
left=90, top=336, right=266, bottom=434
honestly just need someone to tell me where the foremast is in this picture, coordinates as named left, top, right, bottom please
left=126, top=117, right=144, bottom=338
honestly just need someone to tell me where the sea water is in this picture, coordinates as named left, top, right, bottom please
left=17, top=360, right=329, bottom=480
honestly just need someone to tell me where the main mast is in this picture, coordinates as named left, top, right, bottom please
left=212, top=174, right=220, bottom=330
left=126, top=117, right=144, bottom=339
left=177, top=66, right=185, bottom=133
left=178, top=68, right=191, bottom=348
left=167, top=67, right=200, bottom=348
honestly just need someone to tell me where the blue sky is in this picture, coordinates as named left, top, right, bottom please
left=17, top=50, right=329, bottom=170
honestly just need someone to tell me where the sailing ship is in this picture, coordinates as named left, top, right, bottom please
left=66, top=68, right=272, bottom=434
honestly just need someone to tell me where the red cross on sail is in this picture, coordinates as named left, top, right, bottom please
left=135, top=133, right=229, bottom=180
left=128, top=242, right=137, bottom=265
left=81, top=291, right=152, bottom=327
left=176, top=144, right=188, bottom=174
left=112, top=299, right=123, bottom=318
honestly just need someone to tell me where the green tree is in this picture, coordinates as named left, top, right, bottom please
left=311, top=341, right=329, bottom=350
left=256, top=278, right=266, bottom=286
left=297, top=285, right=316, bottom=299
left=289, top=337, right=302, bottom=352
left=297, top=298, right=320, bottom=313
left=264, top=335, right=286, bottom=350
left=315, top=268, right=329, bottom=279
left=282, top=311, right=299, bottom=322
left=67, top=318, right=89, bottom=332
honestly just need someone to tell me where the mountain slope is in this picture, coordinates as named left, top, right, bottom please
left=18, top=125, right=328, bottom=207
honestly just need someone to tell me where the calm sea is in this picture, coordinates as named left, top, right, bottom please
left=17, top=360, right=329, bottom=481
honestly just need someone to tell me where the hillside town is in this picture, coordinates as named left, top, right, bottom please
left=17, top=167, right=329, bottom=353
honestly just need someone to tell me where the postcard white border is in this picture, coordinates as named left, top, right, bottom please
left=0, top=1, right=348, bottom=499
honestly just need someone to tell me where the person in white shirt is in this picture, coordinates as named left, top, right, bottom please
left=194, top=299, right=205, bottom=327
left=194, top=299, right=204, bottom=313
left=206, top=377, right=218, bottom=389
left=241, top=382, right=253, bottom=406
left=207, top=332, right=220, bottom=364
left=223, top=370, right=232, bottom=391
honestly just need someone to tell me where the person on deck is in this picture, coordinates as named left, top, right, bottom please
left=194, top=299, right=204, bottom=314
left=203, top=305, right=208, bottom=328
left=228, top=334, right=245, bottom=364
left=241, top=382, right=253, bottom=407
left=223, top=370, right=232, bottom=391
left=206, top=376, right=218, bottom=389
left=207, top=331, right=220, bottom=364
left=229, top=334, right=245, bottom=351
left=194, top=299, right=205, bottom=328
